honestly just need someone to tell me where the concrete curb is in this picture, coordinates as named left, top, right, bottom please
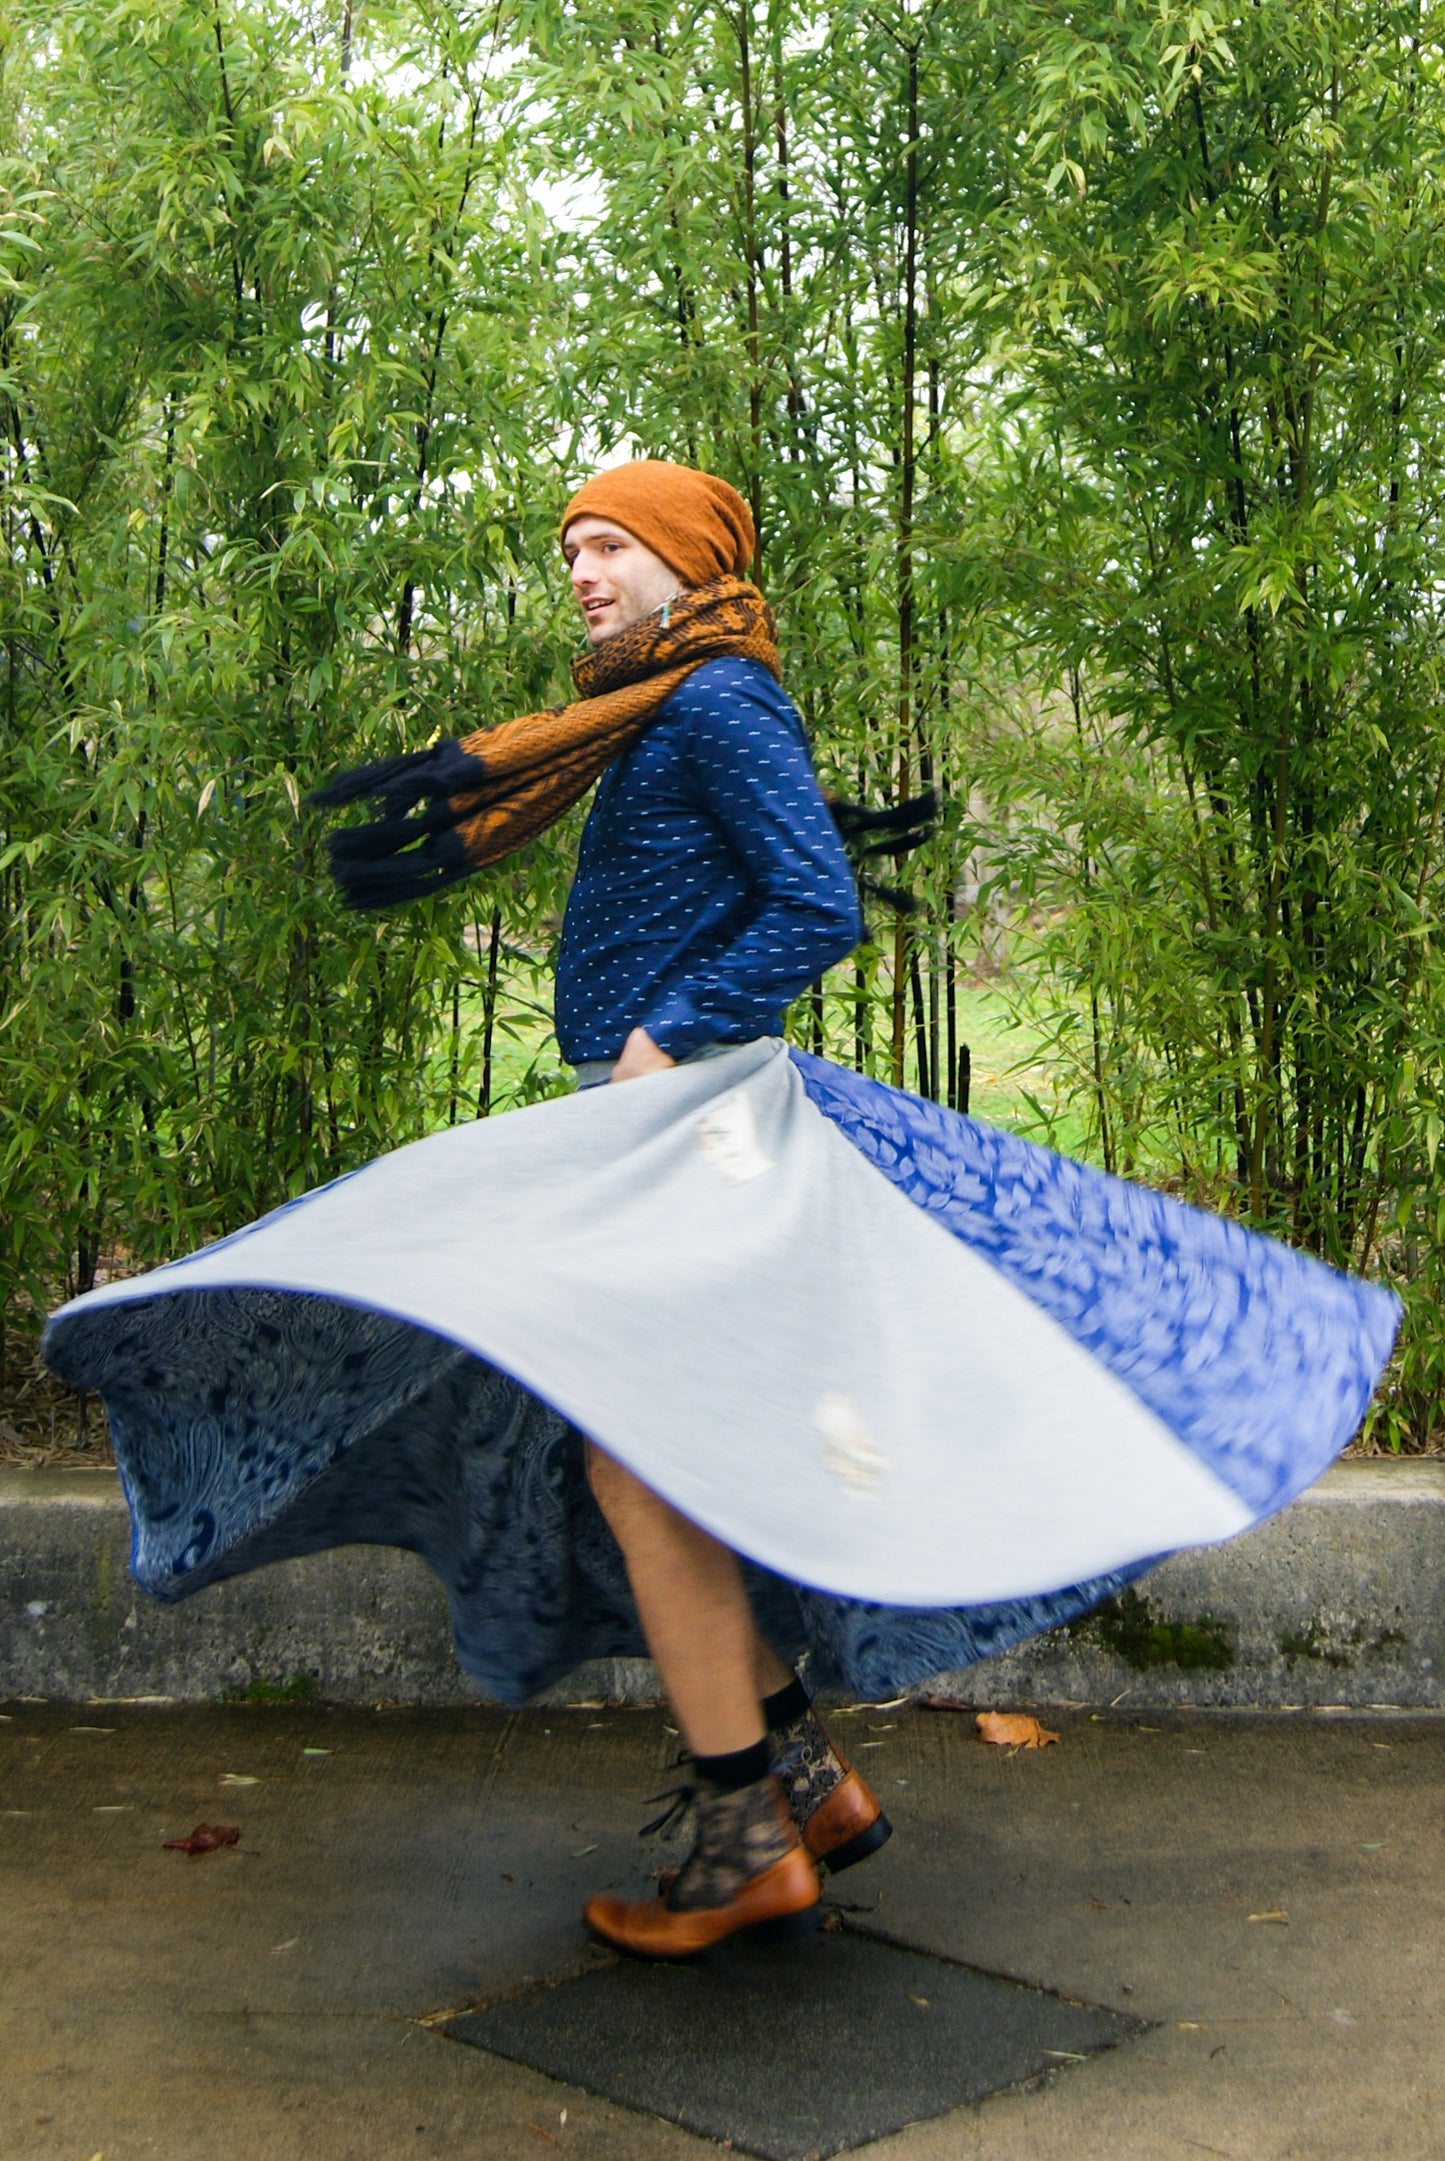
left=2, top=1461, right=1441, bottom=1708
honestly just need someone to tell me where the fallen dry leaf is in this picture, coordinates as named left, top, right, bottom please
left=163, top=1822, right=240, bottom=1856
left=975, top=1711, right=1060, bottom=1749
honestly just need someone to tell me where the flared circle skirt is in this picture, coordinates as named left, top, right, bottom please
left=43, top=1041, right=1399, bottom=1702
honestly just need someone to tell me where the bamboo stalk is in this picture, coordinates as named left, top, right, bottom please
left=891, top=37, right=920, bottom=1089
left=477, top=908, right=503, bottom=1119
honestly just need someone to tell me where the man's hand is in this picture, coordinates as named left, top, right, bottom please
left=610, top=1027, right=677, bottom=1083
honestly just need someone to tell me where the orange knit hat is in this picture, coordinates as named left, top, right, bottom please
left=559, top=459, right=756, bottom=585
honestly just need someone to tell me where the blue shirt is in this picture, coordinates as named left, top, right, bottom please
left=554, top=656, right=863, bottom=1064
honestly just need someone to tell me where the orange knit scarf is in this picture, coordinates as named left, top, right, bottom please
left=309, top=577, right=779, bottom=906
left=452, top=576, right=777, bottom=868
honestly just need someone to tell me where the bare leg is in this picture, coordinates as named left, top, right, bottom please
left=586, top=1441, right=766, bottom=1756
left=580, top=1444, right=881, bottom=1950
left=753, top=1631, right=795, bottom=1702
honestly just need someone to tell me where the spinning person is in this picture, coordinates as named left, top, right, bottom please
left=45, top=460, right=1400, bottom=1964
left=556, top=468, right=890, bottom=1955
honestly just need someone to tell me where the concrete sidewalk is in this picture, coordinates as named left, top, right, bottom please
left=2, top=1700, right=1440, bottom=2160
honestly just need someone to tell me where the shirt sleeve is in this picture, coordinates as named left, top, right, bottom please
left=638, top=664, right=864, bottom=1060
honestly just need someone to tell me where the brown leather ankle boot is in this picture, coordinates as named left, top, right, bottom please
left=771, top=1704, right=893, bottom=1874
left=584, top=1772, right=819, bottom=1959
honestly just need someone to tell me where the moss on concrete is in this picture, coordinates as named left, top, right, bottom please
left=220, top=1672, right=320, bottom=1706
left=1084, top=1587, right=1236, bottom=1672
left=1279, top=1623, right=1354, bottom=1669
left=1278, top=1619, right=1407, bottom=1668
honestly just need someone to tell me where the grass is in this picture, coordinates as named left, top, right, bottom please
left=949, top=983, right=1093, bottom=1153
left=427, top=960, right=1092, bottom=1141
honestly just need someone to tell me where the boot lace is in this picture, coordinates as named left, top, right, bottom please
left=638, top=1751, right=695, bottom=1839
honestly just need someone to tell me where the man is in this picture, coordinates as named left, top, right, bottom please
left=551, top=461, right=892, bottom=1956
left=44, top=459, right=1399, bottom=1981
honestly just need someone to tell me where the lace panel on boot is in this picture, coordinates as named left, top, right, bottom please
left=771, top=1709, right=847, bottom=1823
left=666, top=1776, right=795, bottom=1912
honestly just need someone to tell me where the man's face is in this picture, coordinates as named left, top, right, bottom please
left=563, top=515, right=683, bottom=644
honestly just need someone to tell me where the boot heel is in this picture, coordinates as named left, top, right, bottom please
left=822, top=1812, right=893, bottom=1875
left=745, top=1903, right=820, bottom=1946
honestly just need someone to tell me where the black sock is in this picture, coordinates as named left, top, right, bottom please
left=693, top=1738, right=771, bottom=1794
left=762, top=1674, right=812, bottom=1730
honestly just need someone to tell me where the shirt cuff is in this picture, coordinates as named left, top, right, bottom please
left=639, top=990, right=723, bottom=1062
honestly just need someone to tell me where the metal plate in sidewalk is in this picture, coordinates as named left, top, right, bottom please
left=442, top=1922, right=1142, bottom=2159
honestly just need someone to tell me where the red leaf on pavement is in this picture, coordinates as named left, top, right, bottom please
left=163, top=1822, right=241, bottom=1855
